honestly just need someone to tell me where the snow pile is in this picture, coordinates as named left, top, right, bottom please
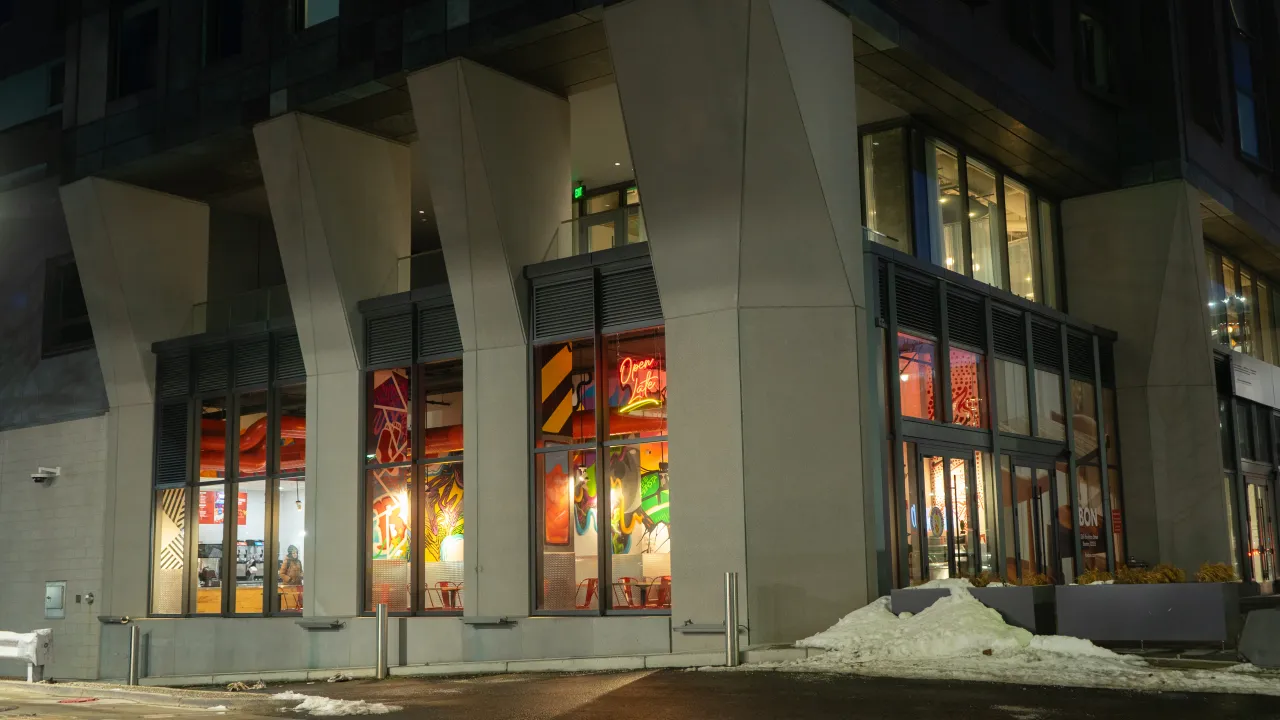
left=272, top=691, right=402, bottom=716
left=797, top=595, right=1030, bottom=658
left=772, top=591, right=1280, bottom=696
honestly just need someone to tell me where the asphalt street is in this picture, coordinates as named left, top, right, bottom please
left=1, top=670, right=1278, bottom=719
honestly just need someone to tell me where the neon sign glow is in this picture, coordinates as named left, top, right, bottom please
left=618, top=355, right=663, bottom=414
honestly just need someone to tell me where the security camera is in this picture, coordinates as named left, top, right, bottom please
left=32, top=467, right=61, bottom=484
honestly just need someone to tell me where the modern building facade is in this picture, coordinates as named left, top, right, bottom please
left=0, top=0, right=1278, bottom=681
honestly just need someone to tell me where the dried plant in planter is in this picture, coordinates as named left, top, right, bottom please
left=1015, top=572, right=1052, bottom=587
left=1076, top=568, right=1114, bottom=585
left=968, top=571, right=998, bottom=588
left=1149, top=563, right=1187, bottom=584
left=1114, top=565, right=1150, bottom=584
left=1195, top=562, right=1238, bottom=583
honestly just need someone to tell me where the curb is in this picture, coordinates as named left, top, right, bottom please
left=0, top=680, right=257, bottom=710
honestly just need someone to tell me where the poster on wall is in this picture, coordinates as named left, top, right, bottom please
left=198, top=491, right=246, bottom=525
left=543, top=455, right=571, bottom=546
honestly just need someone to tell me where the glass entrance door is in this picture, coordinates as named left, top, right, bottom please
left=1244, top=475, right=1278, bottom=589
left=918, top=451, right=977, bottom=581
left=1007, top=458, right=1074, bottom=583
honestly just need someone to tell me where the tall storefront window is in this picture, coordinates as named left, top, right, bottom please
left=534, top=326, right=670, bottom=613
left=1034, top=369, right=1065, bottom=441
left=149, top=333, right=308, bottom=617
left=862, top=128, right=911, bottom=253
left=876, top=251, right=1122, bottom=587
left=995, top=359, right=1030, bottom=434
left=898, top=334, right=937, bottom=421
left=364, top=360, right=464, bottom=614
left=949, top=348, right=987, bottom=428
left=1072, top=379, right=1106, bottom=572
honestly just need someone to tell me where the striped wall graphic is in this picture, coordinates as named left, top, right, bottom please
left=540, top=343, right=575, bottom=435
left=158, top=488, right=186, bottom=571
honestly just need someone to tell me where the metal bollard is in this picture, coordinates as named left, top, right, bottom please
left=724, top=572, right=739, bottom=667
left=128, top=625, right=141, bottom=685
left=375, top=603, right=388, bottom=680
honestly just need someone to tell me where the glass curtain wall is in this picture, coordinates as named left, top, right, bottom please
left=534, top=326, right=671, bottom=613
left=364, top=359, right=465, bottom=614
left=861, top=126, right=1062, bottom=309
left=149, top=344, right=308, bottom=618
left=878, top=253, right=1123, bottom=587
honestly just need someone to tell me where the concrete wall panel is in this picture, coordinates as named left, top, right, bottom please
left=0, top=416, right=108, bottom=680
left=662, top=309, right=747, bottom=652
left=1063, top=180, right=1230, bottom=569
left=740, top=306, right=866, bottom=644
left=605, top=0, right=749, bottom=319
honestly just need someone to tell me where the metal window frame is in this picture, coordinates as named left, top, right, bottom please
left=873, top=246, right=1121, bottom=586
left=147, top=328, right=311, bottom=619
left=527, top=254, right=669, bottom=618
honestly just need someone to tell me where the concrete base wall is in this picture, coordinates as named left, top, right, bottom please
left=0, top=415, right=108, bottom=680
left=99, top=615, right=671, bottom=680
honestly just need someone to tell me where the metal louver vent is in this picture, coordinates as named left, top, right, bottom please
left=234, top=338, right=270, bottom=388
left=195, top=346, right=229, bottom=393
left=533, top=277, right=595, bottom=341
left=157, top=352, right=189, bottom=399
left=1031, top=321, right=1062, bottom=370
left=947, top=289, right=984, bottom=350
left=275, top=333, right=305, bottom=381
left=877, top=260, right=890, bottom=324
left=991, top=308, right=1025, bottom=359
left=600, top=265, right=662, bottom=331
left=155, top=401, right=189, bottom=486
left=418, top=304, right=463, bottom=359
left=366, top=312, right=413, bottom=367
left=1067, top=333, right=1093, bottom=379
left=895, top=272, right=940, bottom=336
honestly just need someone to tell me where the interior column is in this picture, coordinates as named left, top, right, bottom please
left=60, top=179, right=210, bottom=620
left=255, top=113, right=410, bottom=617
left=407, top=58, right=570, bottom=619
left=606, top=0, right=872, bottom=646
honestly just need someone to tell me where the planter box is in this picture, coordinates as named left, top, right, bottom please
left=890, top=586, right=1056, bottom=634
left=1055, top=583, right=1242, bottom=646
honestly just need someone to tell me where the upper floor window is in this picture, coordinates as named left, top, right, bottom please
left=297, top=0, right=339, bottom=29
left=1207, top=244, right=1279, bottom=363
left=203, top=0, right=243, bottom=64
left=1009, top=0, right=1055, bottom=66
left=115, top=1, right=160, bottom=97
left=574, top=184, right=644, bottom=256
left=1076, top=4, right=1116, bottom=98
left=862, top=126, right=1062, bottom=310
left=42, top=256, right=93, bottom=358
left=1226, top=0, right=1269, bottom=162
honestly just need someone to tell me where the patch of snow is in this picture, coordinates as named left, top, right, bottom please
left=272, top=691, right=401, bottom=716
left=902, top=578, right=974, bottom=591
left=1082, top=580, right=1114, bottom=585
left=206, top=706, right=228, bottom=712
left=771, top=592, right=1280, bottom=697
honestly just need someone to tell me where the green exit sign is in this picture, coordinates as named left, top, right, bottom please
left=573, top=185, right=584, bottom=200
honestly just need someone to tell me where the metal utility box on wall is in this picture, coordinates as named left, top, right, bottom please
left=44, top=581, right=65, bottom=619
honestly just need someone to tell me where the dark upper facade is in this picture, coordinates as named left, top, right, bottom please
left=2, top=1, right=1280, bottom=368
